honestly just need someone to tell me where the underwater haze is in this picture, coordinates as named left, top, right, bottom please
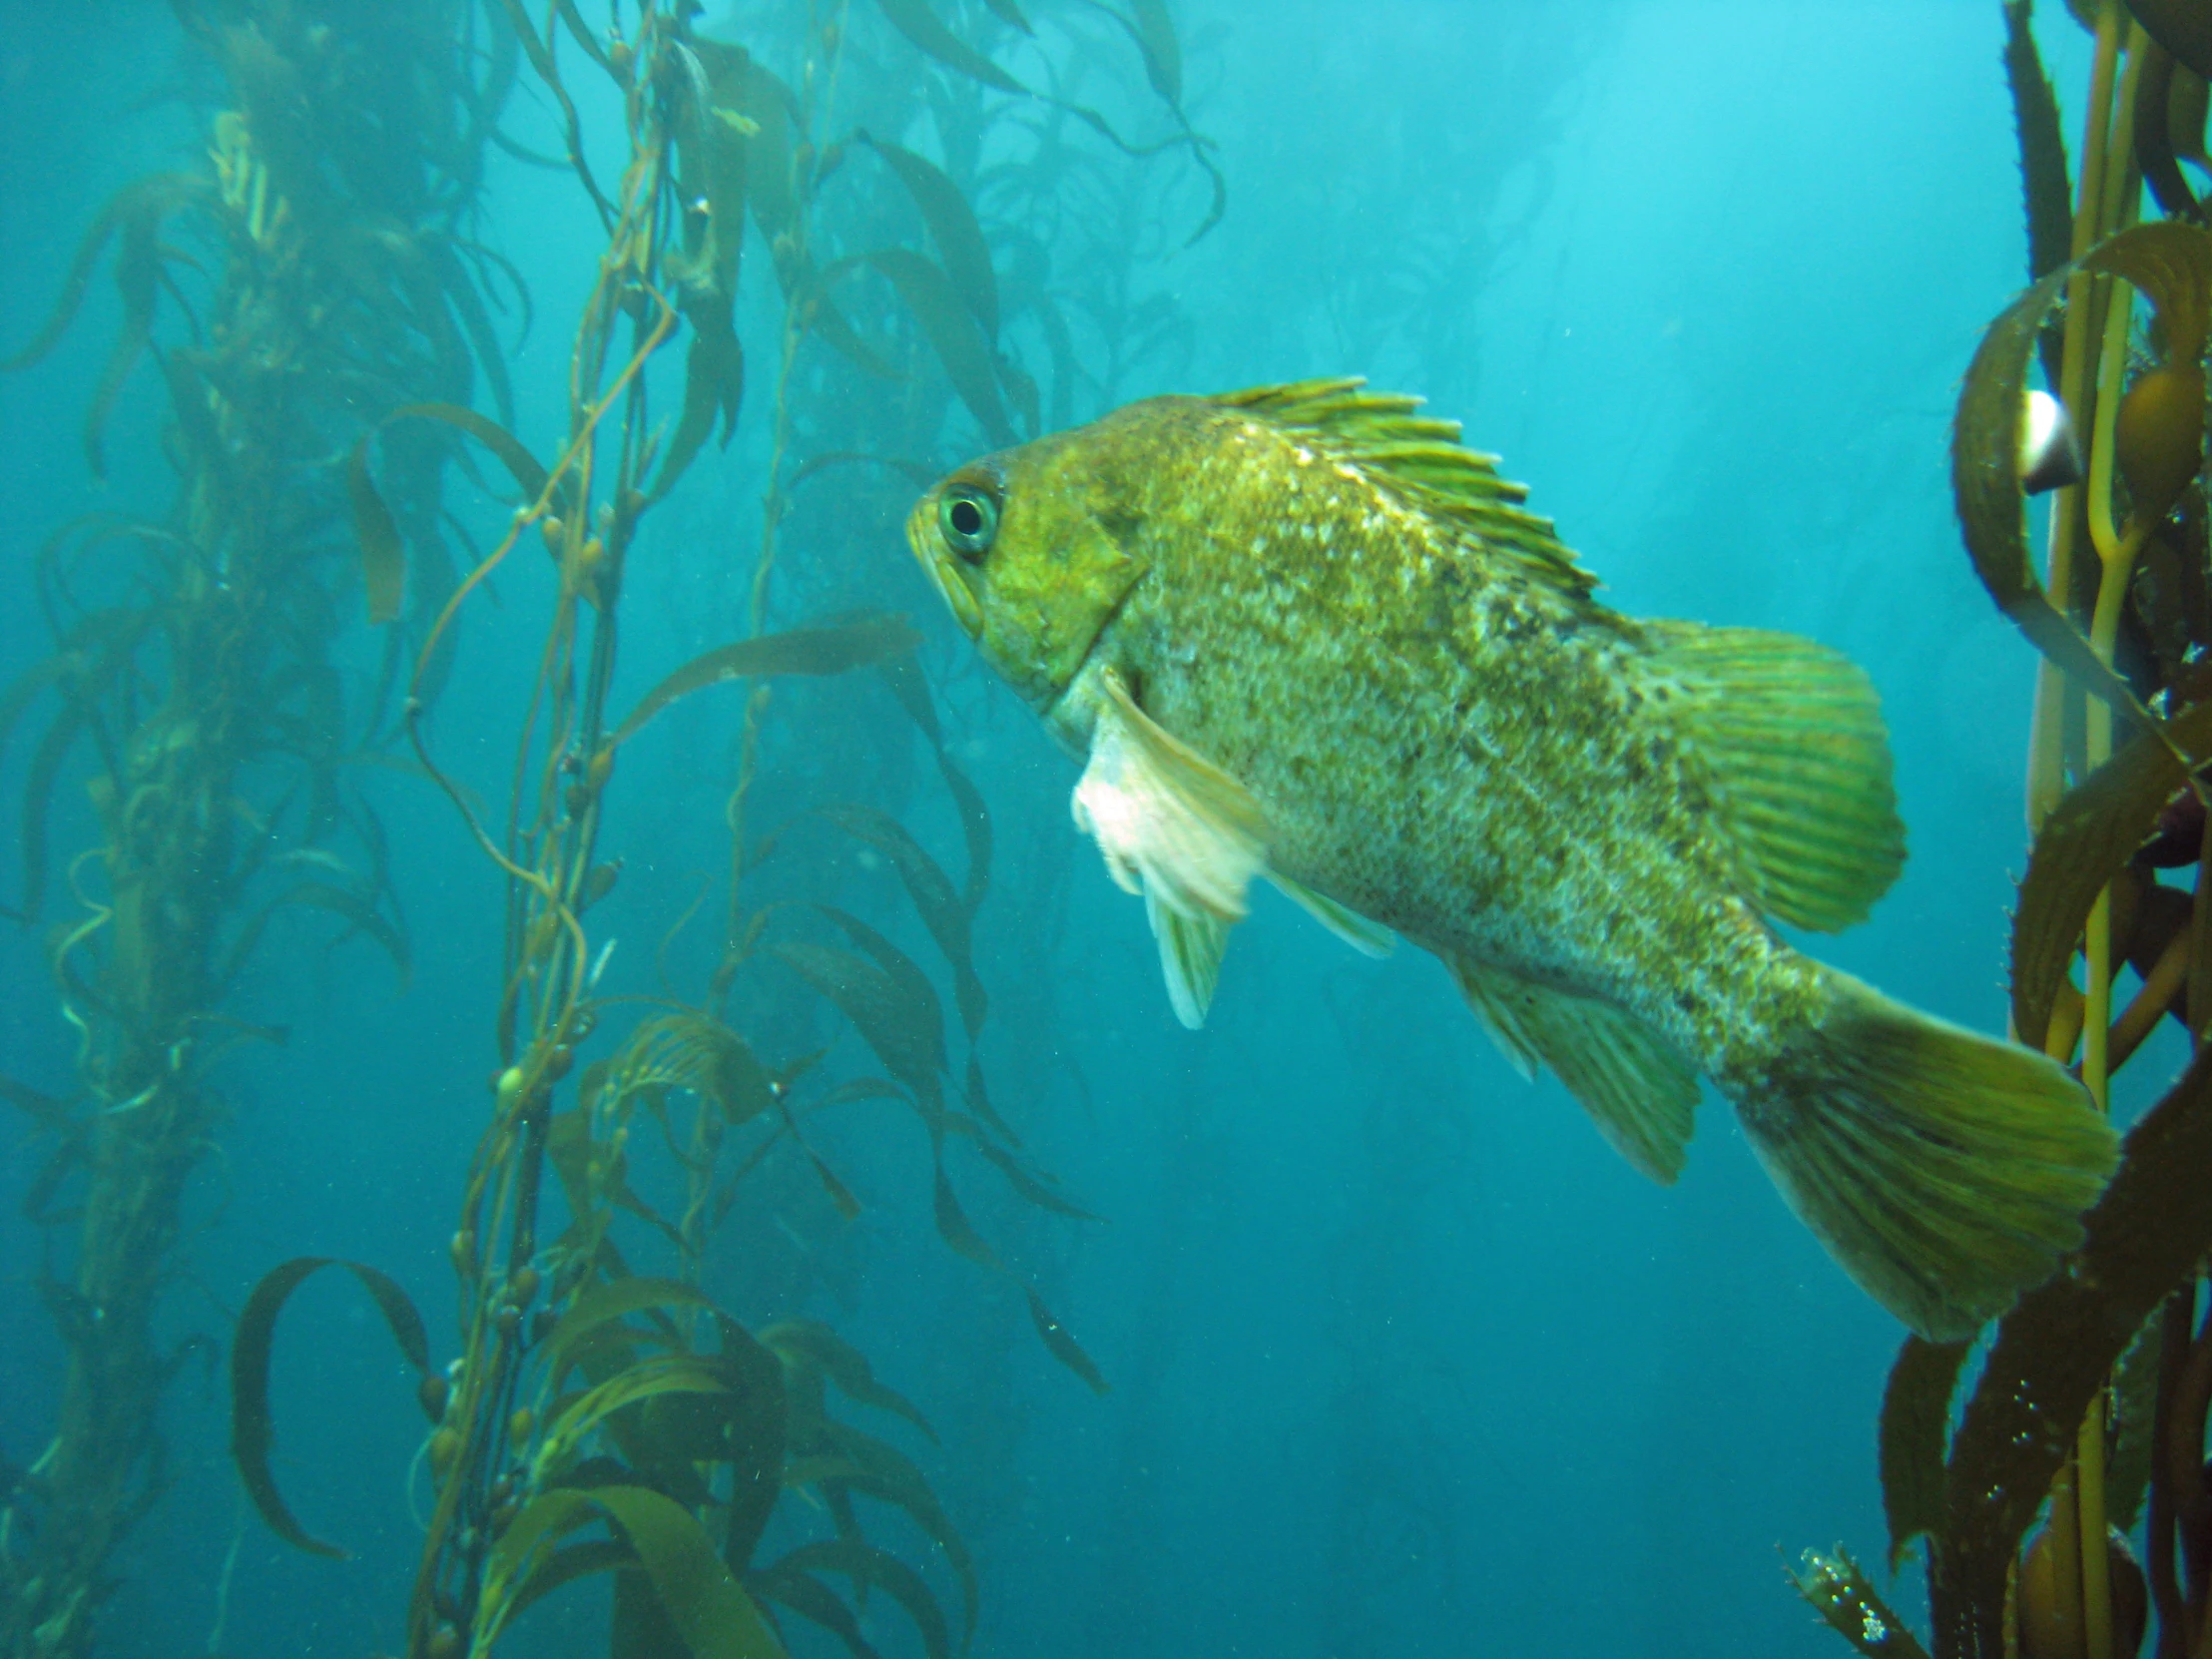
left=0, top=3, right=2146, bottom=1658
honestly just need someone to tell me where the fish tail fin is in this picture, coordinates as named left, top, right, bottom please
left=1732, top=968, right=2117, bottom=1340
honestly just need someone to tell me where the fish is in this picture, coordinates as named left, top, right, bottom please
left=904, top=377, right=2119, bottom=1341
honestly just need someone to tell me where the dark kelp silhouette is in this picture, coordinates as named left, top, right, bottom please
left=1794, top=6, right=2212, bottom=1657
left=200, top=2, right=1204, bottom=1656
left=0, top=4, right=512, bottom=1651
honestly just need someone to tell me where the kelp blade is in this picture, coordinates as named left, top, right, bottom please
left=613, top=615, right=919, bottom=748
left=230, top=1257, right=428, bottom=1558
left=2010, top=700, right=2212, bottom=1049
left=1950, top=266, right=2154, bottom=728
left=1933, top=1046, right=2212, bottom=1654
left=1879, top=1337, right=1969, bottom=1572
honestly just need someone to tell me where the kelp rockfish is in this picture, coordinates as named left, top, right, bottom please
left=904, top=378, right=2115, bottom=1340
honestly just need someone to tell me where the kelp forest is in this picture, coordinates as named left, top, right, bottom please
left=0, top=1, right=1210, bottom=1654
left=13, top=3, right=2212, bottom=1658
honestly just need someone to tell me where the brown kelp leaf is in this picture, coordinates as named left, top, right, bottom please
left=1879, top=1337, right=1970, bottom=1572
left=491, top=1485, right=783, bottom=1659
left=819, top=803, right=986, bottom=1038
left=542, top=1276, right=717, bottom=1385
left=860, top=134, right=998, bottom=339
left=775, top=940, right=945, bottom=1120
left=1025, top=1287, right=1109, bottom=1394
left=384, top=399, right=551, bottom=501
left=656, top=39, right=752, bottom=500
left=2137, top=42, right=2200, bottom=218
left=220, top=880, right=411, bottom=992
left=815, top=1428, right=976, bottom=1637
left=872, top=0, right=1028, bottom=95
left=973, top=1136, right=1101, bottom=1222
left=768, top=1540, right=950, bottom=1659
left=862, top=248, right=1015, bottom=445
left=613, top=615, right=920, bottom=748
left=822, top=905, right=951, bottom=1073
left=1951, top=264, right=2157, bottom=732
left=876, top=654, right=992, bottom=912
left=230, top=1257, right=428, bottom=1559
left=2, top=174, right=198, bottom=375
left=1131, top=0, right=1184, bottom=107
left=745, top=1565, right=874, bottom=1658
left=714, top=1318, right=790, bottom=1576
left=1933, top=1045, right=2212, bottom=1655
left=737, top=59, right=800, bottom=248
left=498, top=1539, right=636, bottom=1629
left=758, top=1319, right=938, bottom=1444
left=979, top=0, right=1031, bottom=27
left=2010, top=699, right=2212, bottom=1049
left=537, top=1357, right=732, bottom=1473
left=0, top=1073, right=72, bottom=1132
left=2001, top=0, right=2072, bottom=286
left=17, top=694, right=91, bottom=923
left=2083, top=216, right=2212, bottom=363
left=1788, top=1548, right=1931, bottom=1659
left=931, top=1161, right=1001, bottom=1270
left=2133, top=0, right=2212, bottom=81
left=348, top=403, right=551, bottom=625
left=546, top=1109, right=689, bottom=1254
left=963, top=1054, right=1020, bottom=1147
left=2103, top=1315, right=2161, bottom=1533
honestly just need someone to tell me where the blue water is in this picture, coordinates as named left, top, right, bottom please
left=0, top=4, right=2147, bottom=1656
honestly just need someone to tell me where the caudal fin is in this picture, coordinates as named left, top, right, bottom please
left=1732, top=970, right=2118, bottom=1341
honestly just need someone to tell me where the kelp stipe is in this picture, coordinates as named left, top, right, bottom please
left=1796, top=5, right=2212, bottom=1656
left=0, top=4, right=512, bottom=1652
left=206, top=3, right=1209, bottom=1655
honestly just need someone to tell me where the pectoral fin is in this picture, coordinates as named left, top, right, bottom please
left=1072, top=670, right=1268, bottom=1024
left=1451, top=959, right=1700, bottom=1184
left=1148, top=890, right=1229, bottom=1028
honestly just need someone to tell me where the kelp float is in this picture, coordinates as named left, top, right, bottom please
left=1794, top=5, right=2212, bottom=1657
left=205, top=3, right=1207, bottom=1657
left=0, top=4, right=513, bottom=1653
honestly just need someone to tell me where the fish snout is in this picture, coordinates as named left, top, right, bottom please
left=905, top=499, right=985, bottom=639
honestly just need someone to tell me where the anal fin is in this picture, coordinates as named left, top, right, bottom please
left=1451, top=959, right=1700, bottom=1184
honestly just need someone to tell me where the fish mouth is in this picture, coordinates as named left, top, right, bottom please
left=904, top=503, right=984, bottom=640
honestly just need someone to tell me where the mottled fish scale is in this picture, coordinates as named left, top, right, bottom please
left=1093, top=400, right=1803, bottom=1080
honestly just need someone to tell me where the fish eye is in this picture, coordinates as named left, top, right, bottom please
left=939, top=485, right=998, bottom=562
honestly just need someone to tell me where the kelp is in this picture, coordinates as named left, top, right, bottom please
left=1800, top=11, right=2212, bottom=1657
left=0, top=5, right=514, bottom=1652
left=229, top=1258, right=430, bottom=1558
left=195, top=3, right=1194, bottom=1653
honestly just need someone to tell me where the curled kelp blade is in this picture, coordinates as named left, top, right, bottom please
left=611, top=615, right=920, bottom=748
left=763, top=1539, right=951, bottom=1659
left=1878, top=1336, right=1970, bottom=1573
left=229, top=1257, right=429, bottom=1559
left=479, top=1483, right=782, bottom=1658
left=1951, top=262, right=2157, bottom=733
left=1931, top=1046, right=2212, bottom=1655
left=861, top=132, right=998, bottom=340
left=2009, top=699, right=2212, bottom=1051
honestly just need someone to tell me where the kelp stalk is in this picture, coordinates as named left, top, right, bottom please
left=0, top=7, right=506, bottom=1653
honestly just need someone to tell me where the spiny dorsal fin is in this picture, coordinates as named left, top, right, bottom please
left=1212, top=377, right=1599, bottom=603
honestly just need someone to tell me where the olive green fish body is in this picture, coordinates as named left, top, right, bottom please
left=1065, top=397, right=1809, bottom=1085
left=909, top=379, right=2118, bottom=1340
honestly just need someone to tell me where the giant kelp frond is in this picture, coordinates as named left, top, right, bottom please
left=1216, top=377, right=1599, bottom=603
